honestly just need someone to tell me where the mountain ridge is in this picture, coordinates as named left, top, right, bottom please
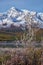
left=0, top=7, right=43, bottom=29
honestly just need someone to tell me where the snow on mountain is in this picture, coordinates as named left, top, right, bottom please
left=7, top=7, right=22, bottom=18
left=0, top=7, right=43, bottom=29
left=37, top=13, right=43, bottom=21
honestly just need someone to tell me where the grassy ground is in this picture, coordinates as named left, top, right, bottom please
left=0, top=31, right=23, bottom=41
left=0, top=33, right=16, bottom=41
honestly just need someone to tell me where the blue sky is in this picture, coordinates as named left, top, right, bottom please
left=0, top=0, right=43, bottom=13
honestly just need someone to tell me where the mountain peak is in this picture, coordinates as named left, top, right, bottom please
left=10, top=7, right=15, bottom=10
left=0, top=7, right=43, bottom=29
left=9, top=7, right=23, bottom=13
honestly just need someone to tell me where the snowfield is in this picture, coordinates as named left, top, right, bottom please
left=0, top=7, right=43, bottom=29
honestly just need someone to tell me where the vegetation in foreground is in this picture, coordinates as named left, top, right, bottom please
left=0, top=48, right=42, bottom=65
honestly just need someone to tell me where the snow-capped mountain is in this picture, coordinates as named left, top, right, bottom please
left=0, top=7, right=43, bottom=30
